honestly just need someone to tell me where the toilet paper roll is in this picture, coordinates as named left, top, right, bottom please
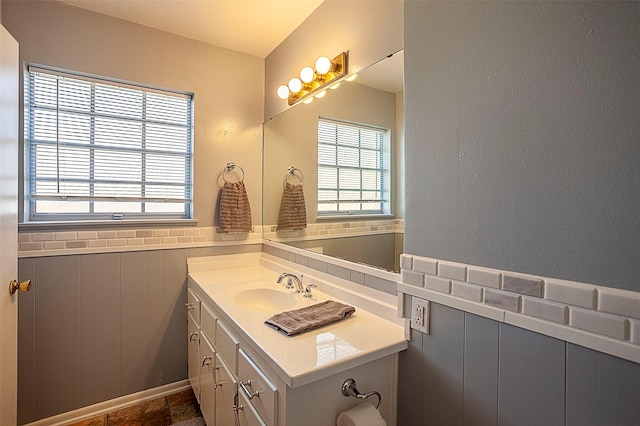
left=336, top=402, right=387, bottom=426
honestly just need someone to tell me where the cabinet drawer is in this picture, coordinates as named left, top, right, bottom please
left=238, top=349, right=277, bottom=426
left=216, top=321, right=239, bottom=374
left=201, top=304, right=217, bottom=343
left=187, top=288, right=201, bottom=324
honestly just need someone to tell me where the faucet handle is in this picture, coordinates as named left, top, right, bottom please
left=285, top=278, right=295, bottom=290
left=303, top=283, right=317, bottom=298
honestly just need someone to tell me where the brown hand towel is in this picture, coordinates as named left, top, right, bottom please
left=277, top=182, right=307, bottom=230
left=264, top=300, right=355, bottom=336
left=219, top=181, right=252, bottom=233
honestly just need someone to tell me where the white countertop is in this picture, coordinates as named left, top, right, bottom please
left=187, top=254, right=407, bottom=388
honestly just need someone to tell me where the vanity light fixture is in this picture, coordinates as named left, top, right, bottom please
left=288, top=77, right=303, bottom=94
left=276, top=52, right=348, bottom=105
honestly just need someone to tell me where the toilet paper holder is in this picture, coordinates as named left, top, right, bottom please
left=341, top=378, right=381, bottom=410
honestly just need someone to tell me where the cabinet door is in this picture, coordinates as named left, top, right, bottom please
left=235, top=392, right=267, bottom=426
left=187, top=288, right=201, bottom=323
left=238, top=350, right=277, bottom=426
left=215, top=354, right=237, bottom=426
left=187, top=314, right=200, bottom=402
left=200, top=335, right=216, bottom=426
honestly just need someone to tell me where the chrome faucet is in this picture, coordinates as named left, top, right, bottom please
left=276, top=272, right=304, bottom=293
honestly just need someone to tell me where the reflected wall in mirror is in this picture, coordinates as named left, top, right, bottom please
left=263, top=50, right=404, bottom=272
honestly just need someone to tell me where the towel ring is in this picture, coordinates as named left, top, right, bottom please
left=285, top=166, right=304, bottom=185
left=223, top=162, right=245, bottom=182
left=341, top=378, right=381, bottom=410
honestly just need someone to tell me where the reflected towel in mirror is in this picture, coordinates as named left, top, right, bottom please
left=277, top=182, right=307, bottom=230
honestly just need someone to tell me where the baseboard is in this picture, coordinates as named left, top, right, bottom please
left=23, top=380, right=191, bottom=426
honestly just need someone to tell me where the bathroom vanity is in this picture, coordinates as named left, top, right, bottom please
left=186, top=252, right=406, bottom=426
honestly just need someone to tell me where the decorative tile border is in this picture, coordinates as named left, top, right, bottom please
left=19, top=219, right=404, bottom=257
left=399, top=253, right=640, bottom=364
left=263, top=218, right=404, bottom=242
left=18, top=225, right=264, bottom=257
left=262, top=240, right=399, bottom=296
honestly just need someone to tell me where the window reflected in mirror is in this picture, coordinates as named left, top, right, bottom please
left=263, top=50, right=404, bottom=272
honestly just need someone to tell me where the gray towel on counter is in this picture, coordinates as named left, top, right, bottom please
left=265, top=300, right=356, bottom=336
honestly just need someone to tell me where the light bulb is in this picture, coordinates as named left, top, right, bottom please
left=299, top=66, right=315, bottom=83
left=315, top=56, right=332, bottom=75
left=288, top=77, right=302, bottom=93
left=276, top=85, right=290, bottom=100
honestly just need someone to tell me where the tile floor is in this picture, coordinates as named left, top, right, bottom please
left=66, top=388, right=204, bottom=426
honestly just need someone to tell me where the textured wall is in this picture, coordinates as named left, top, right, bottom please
left=3, top=0, right=264, bottom=228
left=401, top=2, right=640, bottom=425
left=404, top=1, right=640, bottom=291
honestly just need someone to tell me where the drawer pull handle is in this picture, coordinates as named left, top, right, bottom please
left=201, top=356, right=213, bottom=367
left=188, top=331, right=199, bottom=342
left=239, top=380, right=260, bottom=400
left=211, top=366, right=221, bottom=388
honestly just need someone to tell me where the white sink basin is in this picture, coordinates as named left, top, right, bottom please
left=233, top=288, right=297, bottom=312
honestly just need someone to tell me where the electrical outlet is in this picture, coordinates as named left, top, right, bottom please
left=410, top=297, right=429, bottom=334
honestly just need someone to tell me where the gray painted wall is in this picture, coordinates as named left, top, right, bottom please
left=17, top=245, right=259, bottom=424
left=404, top=1, right=640, bottom=291
left=398, top=303, right=640, bottom=426
left=402, top=2, right=640, bottom=425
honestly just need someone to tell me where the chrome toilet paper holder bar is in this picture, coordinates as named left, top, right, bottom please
left=341, top=378, right=381, bottom=410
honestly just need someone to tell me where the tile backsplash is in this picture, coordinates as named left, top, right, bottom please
left=263, top=218, right=403, bottom=242
left=18, top=225, right=264, bottom=257
left=19, top=219, right=403, bottom=257
left=399, top=253, right=640, bottom=364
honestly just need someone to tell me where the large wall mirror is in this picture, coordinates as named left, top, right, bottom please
left=263, top=50, right=404, bottom=272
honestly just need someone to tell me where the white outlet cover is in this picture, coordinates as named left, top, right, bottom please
left=411, top=296, right=429, bottom=334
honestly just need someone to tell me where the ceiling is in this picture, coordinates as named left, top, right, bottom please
left=55, top=0, right=324, bottom=58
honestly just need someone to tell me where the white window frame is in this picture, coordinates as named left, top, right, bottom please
left=317, top=117, right=391, bottom=217
left=23, top=65, right=194, bottom=223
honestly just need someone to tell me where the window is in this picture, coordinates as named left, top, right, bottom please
left=24, top=66, right=193, bottom=222
left=317, top=118, right=390, bottom=216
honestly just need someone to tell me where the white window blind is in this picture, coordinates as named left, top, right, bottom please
left=24, top=66, right=193, bottom=221
left=317, top=118, right=389, bottom=216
